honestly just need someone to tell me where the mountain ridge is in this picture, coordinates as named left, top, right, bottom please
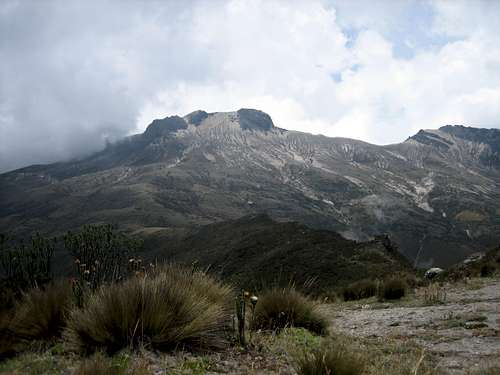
left=1, top=109, right=499, bottom=267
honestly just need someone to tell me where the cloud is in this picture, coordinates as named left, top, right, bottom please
left=1, top=0, right=499, bottom=172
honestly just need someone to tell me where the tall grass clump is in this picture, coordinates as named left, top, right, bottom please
left=0, top=281, right=72, bottom=357
left=417, top=283, right=447, bottom=305
left=64, top=264, right=233, bottom=354
left=10, top=281, right=72, bottom=343
left=295, top=344, right=366, bottom=375
left=343, top=279, right=377, bottom=301
left=251, top=287, right=327, bottom=335
left=378, top=278, right=407, bottom=300
left=0, top=309, right=16, bottom=359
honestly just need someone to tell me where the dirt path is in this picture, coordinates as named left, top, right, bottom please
left=324, top=279, right=500, bottom=374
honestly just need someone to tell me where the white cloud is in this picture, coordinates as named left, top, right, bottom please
left=1, top=0, right=500, bottom=171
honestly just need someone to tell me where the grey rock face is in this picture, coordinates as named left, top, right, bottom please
left=236, top=108, right=274, bottom=131
left=1, top=109, right=499, bottom=267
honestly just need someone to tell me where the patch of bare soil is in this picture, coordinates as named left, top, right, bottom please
left=324, top=279, right=500, bottom=374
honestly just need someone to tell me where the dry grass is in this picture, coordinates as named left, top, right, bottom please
left=0, top=281, right=73, bottom=356
left=0, top=309, right=16, bottom=359
left=295, top=343, right=366, bottom=375
left=416, top=283, right=447, bottom=305
left=378, top=278, right=407, bottom=300
left=251, top=287, right=328, bottom=335
left=64, top=264, right=233, bottom=354
left=342, top=279, right=377, bottom=301
left=74, top=352, right=151, bottom=375
left=468, top=366, right=500, bottom=375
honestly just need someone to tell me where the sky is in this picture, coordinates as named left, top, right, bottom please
left=1, top=0, right=500, bottom=172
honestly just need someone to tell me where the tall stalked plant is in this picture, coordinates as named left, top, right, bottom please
left=63, top=224, right=143, bottom=292
left=0, top=233, right=55, bottom=291
left=64, top=264, right=233, bottom=354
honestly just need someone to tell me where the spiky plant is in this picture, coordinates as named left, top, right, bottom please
left=64, top=264, right=233, bottom=354
left=250, top=286, right=327, bottom=335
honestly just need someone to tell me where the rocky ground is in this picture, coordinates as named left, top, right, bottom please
left=325, top=278, right=500, bottom=374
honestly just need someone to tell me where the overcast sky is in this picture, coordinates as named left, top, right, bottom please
left=1, top=0, right=500, bottom=172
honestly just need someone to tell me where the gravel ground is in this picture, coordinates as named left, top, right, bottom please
left=325, top=279, right=500, bottom=374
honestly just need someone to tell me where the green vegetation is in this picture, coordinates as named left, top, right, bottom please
left=0, top=233, right=56, bottom=313
left=64, top=224, right=143, bottom=291
left=251, top=287, right=328, bottom=335
left=64, top=264, right=233, bottom=354
left=2, top=222, right=497, bottom=374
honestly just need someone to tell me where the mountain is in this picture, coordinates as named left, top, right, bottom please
left=1, top=109, right=499, bottom=266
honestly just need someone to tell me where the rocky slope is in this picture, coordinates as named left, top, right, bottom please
left=1, top=109, right=499, bottom=266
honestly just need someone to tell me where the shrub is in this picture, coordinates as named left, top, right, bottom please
left=63, top=225, right=143, bottom=291
left=9, top=281, right=72, bottom=344
left=64, top=264, right=233, bottom=354
left=0, top=233, right=55, bottom=292
left=378, top=278, right=407, bottom=300
left=343, top=279, right=377, bottom=301
left=295, top=344, right=366, bottom=375
left=250, top=287, right=328, bottom=335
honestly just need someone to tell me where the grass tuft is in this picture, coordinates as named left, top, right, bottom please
left=64, top=264, right=233, bottom=354
left=251, top=287, right=328, bottom=335
left=1, top=281, right=73, bottom=355
left=342, top=279, right=377, bottom=301
left=295, top=343, right=366, bottom=375
left=74, top=351, right=151, bottom=375
left=378, top=278, right=407, bottom=300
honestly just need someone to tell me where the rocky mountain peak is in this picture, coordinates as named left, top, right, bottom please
left=184, top=110, right=209, bottom=126
left=439, top=125, right=500, bottom=149
left=143, top=115, right=188, bottom=139
left=236, top=108, right=275, bottom=131
left=145, top=108, right=275, bottom=139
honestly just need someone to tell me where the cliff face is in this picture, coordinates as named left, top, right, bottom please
left=1, top=109, right=499, bottom=266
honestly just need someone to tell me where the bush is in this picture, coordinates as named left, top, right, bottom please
left=378, top=278, right=407, bottom=300
left=343, top=279, right=377, bottom=301
left=0, top=233, right=55, bottom=292
left=64, top=264, right=233, bottom=354
left=295, top=344, right=366, bottom=375
left=9, top=281, right=72, bottom=345
left=64, top=224, right=143, bottom=291
left=251, top=287, right=328, bottom=335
